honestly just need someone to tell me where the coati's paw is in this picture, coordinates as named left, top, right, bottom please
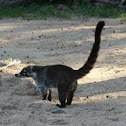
left=56, top=104, right=66, bottom=108
left=42, top=98, right=46, bottom=100
left=42, top=95, right=47, bottom=100
left=66, top=102, right=72, bottom=105
left=48, top=95, right=52, bottom=102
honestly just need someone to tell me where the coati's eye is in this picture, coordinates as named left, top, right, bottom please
left=23, top=72, right=27, bottom=75
left=22, top=70, right=27, bottom=75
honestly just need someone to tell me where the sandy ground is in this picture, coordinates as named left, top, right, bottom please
left=0, top=17, right=126, bottom=126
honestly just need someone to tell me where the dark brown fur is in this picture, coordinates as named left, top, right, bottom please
left=15, top=21, right=105, bottom=108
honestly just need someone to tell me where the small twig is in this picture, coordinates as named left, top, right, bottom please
left=0, top=59, right=21, bottom=71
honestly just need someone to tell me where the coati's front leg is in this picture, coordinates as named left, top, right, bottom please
left=37, top=82, right=50, bottom=101
left=39, top=86, right=48, bottom=100
left=39, top=87, right=52, bottom=102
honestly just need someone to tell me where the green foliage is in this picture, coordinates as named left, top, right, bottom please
left=0, top=3, right=125, bottom=19
left=80, top=0, right=88, bottom=7
left=0, top=6, right=23, bottom=18
left=73, top=6, right=125, bottom=18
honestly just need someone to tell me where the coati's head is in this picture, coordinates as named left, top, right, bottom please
left=15, top=66, right=35, bottom=78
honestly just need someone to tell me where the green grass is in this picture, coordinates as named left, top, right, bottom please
left=0, top=4, right=126, bottom=19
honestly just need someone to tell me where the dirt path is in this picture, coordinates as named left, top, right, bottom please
left=0, top=18, right=126, bottom=126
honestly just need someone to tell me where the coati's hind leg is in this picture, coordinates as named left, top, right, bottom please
left=66, top=90, right=76, bottom=105
left=57, top=85, right=67, bottom=108
left=66, top=81, right=77, bottom=105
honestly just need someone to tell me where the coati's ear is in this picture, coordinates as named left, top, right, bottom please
left=30, top=66, right=35, bottom=72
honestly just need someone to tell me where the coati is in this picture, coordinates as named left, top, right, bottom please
left=15, top=21, right=105, bottom=108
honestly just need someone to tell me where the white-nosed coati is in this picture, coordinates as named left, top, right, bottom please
left=15, top=21, right=105, bottom=108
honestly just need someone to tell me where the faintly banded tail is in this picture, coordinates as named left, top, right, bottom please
left=74, top=21, right=105, bottom=80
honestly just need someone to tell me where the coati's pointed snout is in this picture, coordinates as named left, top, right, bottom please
left=15, top=74, right=18, bottom=77
left=15, top=73, right=21, bottom=78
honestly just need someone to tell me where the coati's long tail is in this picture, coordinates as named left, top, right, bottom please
left=74, top=21, right=105, bottom=79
